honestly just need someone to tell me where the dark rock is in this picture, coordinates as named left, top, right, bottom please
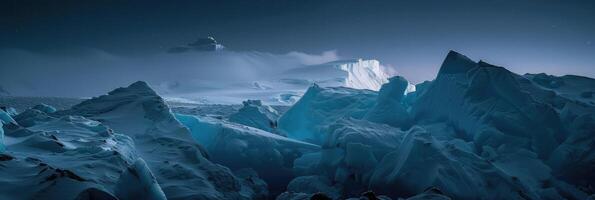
left=310, top=192, right=333, bottom=200
left=74, top=188, right=118, bottom=200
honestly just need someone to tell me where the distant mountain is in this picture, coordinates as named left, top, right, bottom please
left=168, top=36, right=225, bottom=53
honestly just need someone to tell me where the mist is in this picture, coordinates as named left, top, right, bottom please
left=0, top=48, right=340, bottom=98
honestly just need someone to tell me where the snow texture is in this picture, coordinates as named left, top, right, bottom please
left=1, top=81, right=267, bottom=200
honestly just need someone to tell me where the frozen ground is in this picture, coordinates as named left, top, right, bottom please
left=1, top=51, right=594, bottom=200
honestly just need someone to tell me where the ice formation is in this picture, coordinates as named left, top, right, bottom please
left=1, top=50, right=594, bottom=200
left=175, top=113, right=319, bottom=194
left=229, top=100, right=281, bottom=133
left=164, top=58, right=400, bottom=105
left=277, top=84, right=378, bottom=144
left=1, top=81, right=267, bottom=200
left=281, top=59, right=391, bottom=91
left=273, top=50, right=594, bottom=199
left=114, top=158, right=167, bottom=200
left=364, top=76, right=412, bottom=129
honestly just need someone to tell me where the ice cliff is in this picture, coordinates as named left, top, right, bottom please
left=282, top=59, right=391, bottom=91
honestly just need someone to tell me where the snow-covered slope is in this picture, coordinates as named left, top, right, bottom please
left=1, top=111, right=136, bottom=200
left=412, top=51, right=563, bottom=159
left=1, top=81, right=268, bottom=200
left=175, top=113, right=319, bottom=195
left=59, top=81, right=267, bottom=200
left=274, top=51, right=593, bottom=199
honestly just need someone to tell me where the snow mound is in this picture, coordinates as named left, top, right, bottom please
left=1, top=111, right=135, bottom=200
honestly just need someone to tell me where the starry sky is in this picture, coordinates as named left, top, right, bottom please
left=1, top=0, right=595, bottom=83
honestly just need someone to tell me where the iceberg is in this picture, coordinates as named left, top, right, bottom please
left=281, top=59, right=390, bottom=91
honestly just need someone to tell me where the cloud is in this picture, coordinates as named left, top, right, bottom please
left=285, top=50, right=340, bottom=65
left=0, top=48, right=340, bottom=97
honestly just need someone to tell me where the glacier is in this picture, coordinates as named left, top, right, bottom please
left=1, top=50, right=594, bottom=200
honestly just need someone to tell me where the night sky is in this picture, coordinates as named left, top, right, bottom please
left=2, top=0, right=595, bottom=83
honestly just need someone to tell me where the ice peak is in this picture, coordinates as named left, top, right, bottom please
left=63, top=80, right=170, bottom=121
left=108, top=81, right=157, bottom=96
left=438, top=50, right=476, bottom=75
left=129, top=80, right=150, bottom=89
left=477, top=60, right=506, bottom=70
